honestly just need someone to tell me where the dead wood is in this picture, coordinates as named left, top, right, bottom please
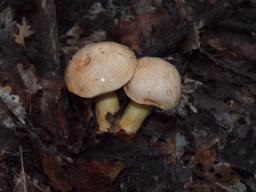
left=35, top=0, right=60, bottom=79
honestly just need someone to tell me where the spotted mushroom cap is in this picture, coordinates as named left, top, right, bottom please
left=124, top=57, right=181, bottom=110
left=65, top=42, right=137, bottom=98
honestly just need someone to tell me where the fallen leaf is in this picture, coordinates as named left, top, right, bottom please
left=67, top=163, right=108, bottom=192
left=16, top=63, right=42, bottom=94
left=175, top=0, right=194, bottom=26
left=207, top=38, right=225, bottom=51
left=83, top=160, right=125, bottom=182
left=13, top=17, right=34, bottom=46
left=65, top=26, right=82, bottom=45
left=15, top=63, right=68, bottom=144
left=132, top=0, right=156, bottom=15
left=183, top=21, right=203, bottom=53
left=176, top=76, right=203, bottom=116
left=191, top=149, right=216, bottom=170
left=186, top=160, right=242, bottom=192
left=214, top=163, right=232, bottom=178
left=154, top=133, right=187, bottom=162
left=2, top=62, right=87, bottom=149
left=13, top=174, right=30, bottom=192
left=0, top=85, right=26, bottom=128
left=42, top=153, right=72, bottom=192
left=245, top=178, right=256, bottom=191
left=14, top=146, right=51, bottom=192
left=117, top=8, right=168, bottom=51
left=217, top=182, right=247, bottom=192
left=155, top=138, right=176, bottom=158
left=13, top=173, right=52, bottom=192
left=184, top=179, right=212, bottom=192
left=67, top=160, right=125, bottom=192
left=192, top=129, right=219, bottom=150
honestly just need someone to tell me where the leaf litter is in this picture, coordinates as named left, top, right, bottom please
left=0, top=0, right=256, bottom=191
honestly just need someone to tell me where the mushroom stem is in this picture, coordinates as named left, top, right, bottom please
left=95, top=92, right=119, bottom=132
left=119, top=101, right=152, bottom=134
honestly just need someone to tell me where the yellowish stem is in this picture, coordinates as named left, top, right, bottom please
left=119, top=101, right=152, bottom=135
left=95, top=92, right=119, bottom=132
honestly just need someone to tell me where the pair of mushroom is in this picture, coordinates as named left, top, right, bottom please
left=65, top=42, right=181, bottom=135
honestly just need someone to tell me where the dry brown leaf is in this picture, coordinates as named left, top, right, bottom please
left=66, top=26, right=82, bottom=45
left=67, top=160, right=125, bottom=191
left=208, top=38, right=225, bottom=51
left=13, top=17, right=34, bottom=47
left=191, top=149, right=217, bottom=170
left=117, top=8, right=168, bottom=51
left=155, top=138, right=176, bottom=157
left=175, top=0, right=194, bottom=26
left=214, top=163, right=232, bottom=178
left=155, top=133, right=187, bottom=162
left=42, top=154, right=72, bottom=192
left=185, top=160, right=243, bottom=192
left=83, top=160, right=125, bottom=182
left=183, top=21, right=204, bottom=53
left=17, top=63, right=42, bottom=94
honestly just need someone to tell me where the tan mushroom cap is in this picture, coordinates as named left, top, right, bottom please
left=65, top=42, right=137, bottom=98
left=124, top=57, right=181, bottom=110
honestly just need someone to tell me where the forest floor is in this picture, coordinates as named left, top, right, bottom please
left=0, top=0, right=256, bottom=191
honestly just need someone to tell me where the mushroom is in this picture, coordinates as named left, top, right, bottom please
left=65, top=42, right=137, bottom=132
left=119, top=57, right=181, bottom=135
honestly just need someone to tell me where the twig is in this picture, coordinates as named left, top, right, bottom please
left=19, top=145, right=50, bottom=192
left=19, top=145, right=28, bottom=192
left=140, top=0, right=227, bottom=56
left=215, top=182, right=232, bottom=191
left=217, top=20, right=256, bottom=33
left=33, top=182, right=49, bottom=192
